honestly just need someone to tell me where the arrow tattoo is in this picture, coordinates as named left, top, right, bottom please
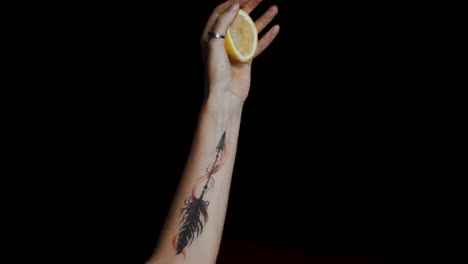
left=173, top=131, right=227, bottom=256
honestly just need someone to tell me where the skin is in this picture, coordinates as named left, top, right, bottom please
left=146, top=1, right=279, bottom=263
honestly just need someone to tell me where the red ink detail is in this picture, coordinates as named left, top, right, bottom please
left=172, top=235, right=178, bottom=251
left=191, top=143, right=228, bottom=197
left=172, top=234, right=186, bottom=258
left=192, top=175, right=208, bottom=197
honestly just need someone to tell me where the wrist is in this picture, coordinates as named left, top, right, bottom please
left=203, top=90, right=244, bottom=121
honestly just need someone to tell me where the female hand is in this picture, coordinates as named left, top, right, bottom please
left=200, top=0, right=279, bottom=105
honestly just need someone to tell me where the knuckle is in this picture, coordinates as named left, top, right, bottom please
left=214, top=3, right=225, bottom=14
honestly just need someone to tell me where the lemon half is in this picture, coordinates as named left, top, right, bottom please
left=225, top=9, right=258, bottom=62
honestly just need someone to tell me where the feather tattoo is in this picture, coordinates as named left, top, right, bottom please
left=174, top=131, right=227, bottom=256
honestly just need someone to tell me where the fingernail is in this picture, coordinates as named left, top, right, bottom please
left=230, top=1, right=239, bottom=12
left=272, top=25, right=280, bottom=35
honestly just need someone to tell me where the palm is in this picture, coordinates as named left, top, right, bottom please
left=229, top=62, right=252, bottom=101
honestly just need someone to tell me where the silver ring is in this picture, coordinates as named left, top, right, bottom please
left=208, top=31, right=225, bottom=39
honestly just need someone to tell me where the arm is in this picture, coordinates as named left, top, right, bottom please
left=146, top=1, right=279, bottom=263
left=150, top=89, right=243, bottom=264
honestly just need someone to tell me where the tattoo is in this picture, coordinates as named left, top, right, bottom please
left=173, top=131, right=227, bottom=256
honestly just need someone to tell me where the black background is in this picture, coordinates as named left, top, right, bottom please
left=26, top=0, right=461, bottom=263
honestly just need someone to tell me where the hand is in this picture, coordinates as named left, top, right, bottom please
left=200, top=0, right=279, bottom=104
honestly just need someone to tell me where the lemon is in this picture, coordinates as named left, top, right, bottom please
left=225, top=9, right=258, bottom=62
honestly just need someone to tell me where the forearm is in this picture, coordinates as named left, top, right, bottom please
left=149, top=94, right=243, bottom=264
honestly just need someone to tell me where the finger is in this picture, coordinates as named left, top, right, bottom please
left=201, top=0, right=232, bottom=43
left=239, top=0, right=250, bottom=7
left=255, top=25, right=280, bottom=58
left=241, top=0, right=263, bottom=14
left=255, top=5, right=278, bottom=33
left=209, top=0, right=240, bottom=49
